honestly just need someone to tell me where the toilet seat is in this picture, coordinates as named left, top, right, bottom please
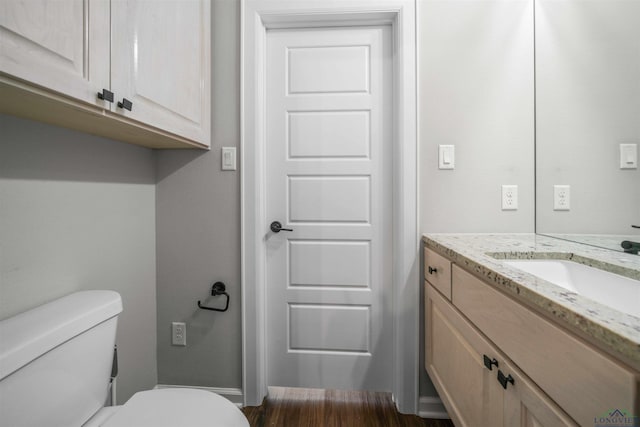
left=100, top=388, right=249, bottom=427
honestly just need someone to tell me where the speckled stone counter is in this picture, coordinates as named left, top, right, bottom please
left=422, top=233, right=640, bottom=371
left=541, top=233, right=640, bottom=253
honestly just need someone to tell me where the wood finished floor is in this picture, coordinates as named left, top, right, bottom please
left=241, top=387, right=454, bottom=427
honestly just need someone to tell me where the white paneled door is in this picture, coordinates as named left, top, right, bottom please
left=265, top=26, right=393, bottom=391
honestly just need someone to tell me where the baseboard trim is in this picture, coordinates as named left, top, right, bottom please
left=154, top=384, right=244, bottom=407
left=418, top=396, right=449, bottom=419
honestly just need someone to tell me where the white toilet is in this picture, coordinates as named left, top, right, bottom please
left=0, top=291, right=249, bottom=427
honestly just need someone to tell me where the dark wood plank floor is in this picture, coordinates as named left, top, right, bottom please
left=241, top=387, right=454, bottom=427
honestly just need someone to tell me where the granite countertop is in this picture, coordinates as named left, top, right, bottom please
left=422, top=233, right=640, bottom=371
left=540, top=233, right=640, bottom=253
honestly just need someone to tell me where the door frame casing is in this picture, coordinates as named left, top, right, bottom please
left=240, top=0, right=418, bottom=414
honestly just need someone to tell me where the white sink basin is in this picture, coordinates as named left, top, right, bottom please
left=503, top=260, right=640, bottom=318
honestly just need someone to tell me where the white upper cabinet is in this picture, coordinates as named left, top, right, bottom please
left=0, top=0, right=110, bottom=105
left=111, top=0, right=210, bottom=144
left=0, top=0, right=210, bottom=149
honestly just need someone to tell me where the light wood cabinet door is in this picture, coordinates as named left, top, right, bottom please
left=426, top=281, right=577, bottom=427
left=0, top=0, right=110, bottom=106
left=111, top=0, right=211, bottom=145
left=426, top=283, right=504, bottom=427
left=451, top=265, right=638, bottom=426
left=501, top=359, right=577, bottom=427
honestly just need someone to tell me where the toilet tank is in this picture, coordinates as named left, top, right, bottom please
left=0, top=291, right=123, bottom=427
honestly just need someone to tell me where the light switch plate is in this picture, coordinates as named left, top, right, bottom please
left=222, top=147, right=237, bottom=171
left=439, top=145, right=455, bottom=169
left=620, top=144, right=637, bottom=169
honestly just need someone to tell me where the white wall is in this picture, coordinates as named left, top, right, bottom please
left=417, top=0, right=535, bottom=398
left=0, top=114, right=157, bottom=403
left=419, top=0, right=535, bottom=234
left=535, top=0, right=640, bottom=234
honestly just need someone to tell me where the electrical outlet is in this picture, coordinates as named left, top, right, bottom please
left=554, top=185, right=570, bottom=211
left=172, top=322, right=186, bottom=346
left=501, top=185, right=518, bottom=210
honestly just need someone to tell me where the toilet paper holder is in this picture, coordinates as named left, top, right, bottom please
left=197, top=281, right=230, bottom=312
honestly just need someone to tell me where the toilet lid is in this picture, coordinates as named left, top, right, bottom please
left=101, top=388, right=249, bottom=427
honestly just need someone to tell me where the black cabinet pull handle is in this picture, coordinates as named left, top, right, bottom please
left=632, top=225, right=640, bottom=229
left=118, top=98, right=133, bottom=111
left=483, top=355, right=498, bottom=371
left=497, top=370, right=514, bottom=389
left=428, top=266, right=438, bottom=274
left=97, top=89, right=114, bottom=102
left=270, top=221, right=293, bottom=233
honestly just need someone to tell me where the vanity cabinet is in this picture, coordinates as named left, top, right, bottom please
left=425, top=247, right=639, bottom=426
left=0, top=0, right=210, bottom=149
left=426, top=282, right=575, bottom=427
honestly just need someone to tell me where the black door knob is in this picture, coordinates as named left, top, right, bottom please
left=270, top=221, right=293, bottom=233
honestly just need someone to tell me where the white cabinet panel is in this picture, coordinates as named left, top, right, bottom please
left=0, top=0, right=109, bottom=106
left=0, top=0, right=210, bottom=148
left=111, top=0, right=210, bottom=144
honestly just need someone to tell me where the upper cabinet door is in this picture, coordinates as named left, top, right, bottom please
left=0, top=0, right=110, bottom=107
left=111, top=0, right=211, bottom=145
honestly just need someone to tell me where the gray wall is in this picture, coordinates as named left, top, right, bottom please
left=535, top=0, right=640, bottom=234
left=155, top=0, right=242, bottom=390
left=0, top=114, right=157, bottom=403
left=417, top=0, right=535, bottom=397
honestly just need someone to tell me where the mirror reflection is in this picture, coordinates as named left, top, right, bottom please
left=535, top=0, right=640, bottom=253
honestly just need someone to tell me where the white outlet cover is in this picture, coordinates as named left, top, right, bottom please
left=172, top=322, right=186, bottom=346
left=553, top=185, right=570, bottom=211
left=501, top=185, right=518, bottom=210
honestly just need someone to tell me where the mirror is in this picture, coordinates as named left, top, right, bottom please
left=534, top=0, right=640, bottom=253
